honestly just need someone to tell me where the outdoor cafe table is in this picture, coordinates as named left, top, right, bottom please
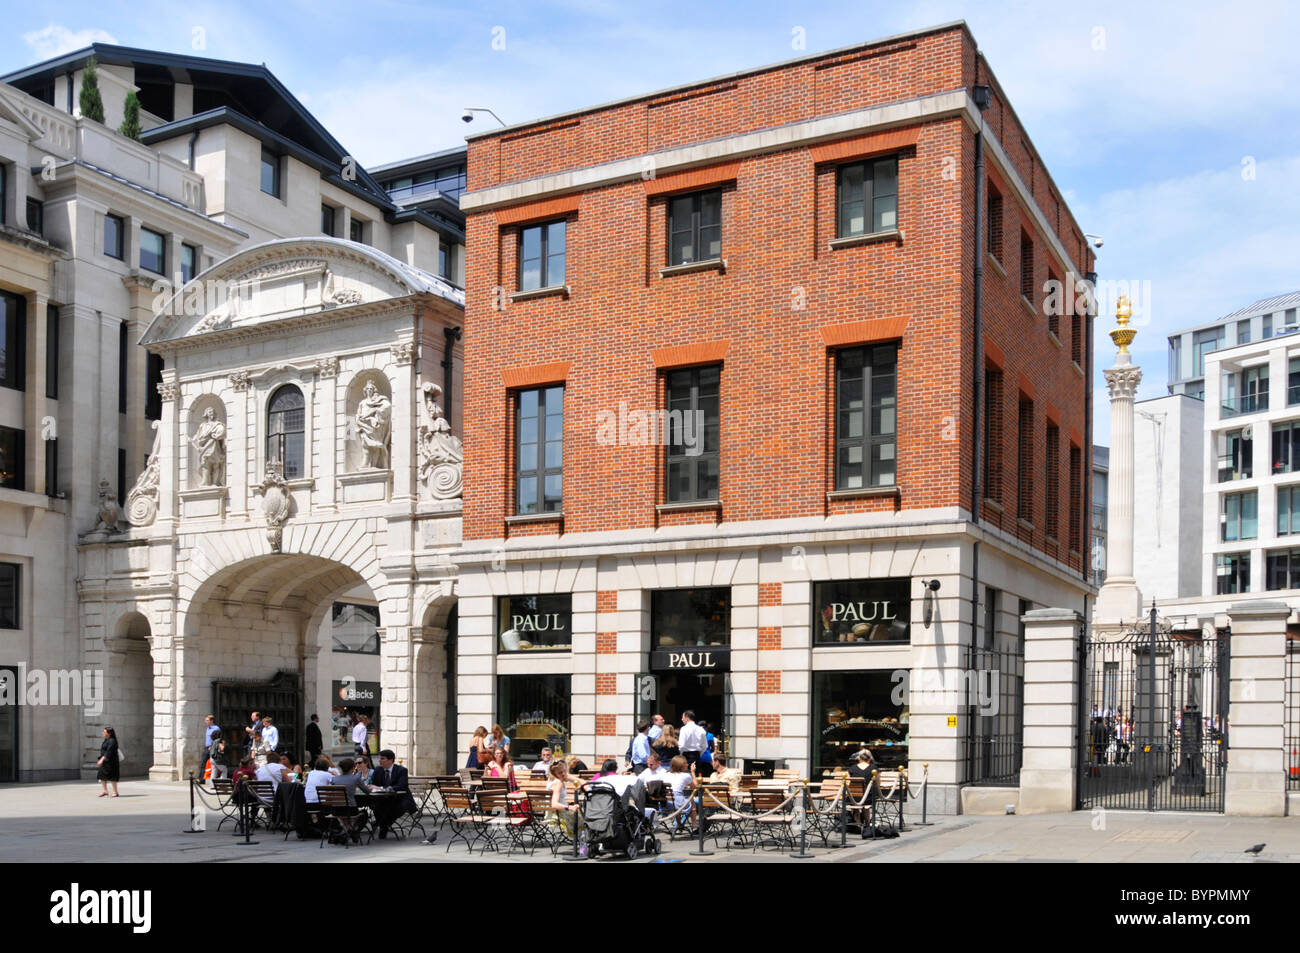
left=357, top=790, right=402, bottom=835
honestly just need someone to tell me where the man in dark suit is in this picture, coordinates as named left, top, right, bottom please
left=305, top=714, right=323, bottom=766
left=368, top=749, right=417, bottom=838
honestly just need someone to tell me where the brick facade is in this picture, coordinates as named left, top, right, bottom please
left=462, top=22, right=1093, bottom=572
left=454, top=22, right=1096, bottom=801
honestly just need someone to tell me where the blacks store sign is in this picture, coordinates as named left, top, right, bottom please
left=333, top=680, right=380, bottom=704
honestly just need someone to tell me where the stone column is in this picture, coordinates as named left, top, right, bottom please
left=150, top=631, right=179, bottom=781
left=1224, top=601, right=1288, bottom=816
left=1018, top=608, right=1081, bottom=814
left=410, top=626, right=448, bottom=774
left=315, top=359, right=338, bottom=509
left=389, top=339, right=415, bottom=504
left=155, top=372, right=179, bottom=531
left=378, top=625, right=412, bottom=761
left=227, top=371, right=250, bottom=517
left=1094, top=297, right=1144, bottom=626
left=24, top=292, right=48, bottom=494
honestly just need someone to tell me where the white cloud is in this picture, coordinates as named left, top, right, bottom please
left=22, top=25, right=118, bottom=60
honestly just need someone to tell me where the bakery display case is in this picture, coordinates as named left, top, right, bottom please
left=812, top=669, right=909, bottom=774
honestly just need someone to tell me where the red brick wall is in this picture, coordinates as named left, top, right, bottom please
left=758, top=627, right=782, bottom=650
left=758, top=671, right=782, bottom=694
left=463, top=23, right=1092, bottom=572
left=757, top=715, right=781, bottom=738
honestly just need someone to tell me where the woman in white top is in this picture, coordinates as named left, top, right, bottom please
left=547, top=760, right=578, bottom=837
left=665, top=755, right=694, bottom=825
left=303, top=758, right=335, bottom=803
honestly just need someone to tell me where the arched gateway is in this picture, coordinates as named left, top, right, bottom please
left=77, top=239, right=463, bottom=779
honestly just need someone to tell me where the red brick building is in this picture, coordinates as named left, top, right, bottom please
left=453, top=21, right=1095, bottom=811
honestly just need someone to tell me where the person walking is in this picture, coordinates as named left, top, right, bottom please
left=467, top=725, right=489, bottom=767
left=260, top=715, right=280, bottom=756
left=678, top=710, right=707, bottom=768
left=305, top=714, right=323, bottom=766
left=629, top=720, right=652, bottom=774
left=208, top=737, right=229, bottom=780
left=351, top=714, right=370, bottom=756
left=96, top=727, right=121, bottom=798
left=245, top=711, right=261, bottom=755
left=200, top=714, right=220, bottom=781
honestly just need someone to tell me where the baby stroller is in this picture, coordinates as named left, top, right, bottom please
left=577, top=782, right=659, bottom=859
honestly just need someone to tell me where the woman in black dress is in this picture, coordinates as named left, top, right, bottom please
left=96, top=727, right=120, bottom=798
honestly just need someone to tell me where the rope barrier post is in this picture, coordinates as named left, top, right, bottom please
left=914, top=763, right=934, bottom=827
left=868, top=769, right=879, bottom=839
left=791, top=779, right=815, bottom=859
left=689, top=781, right=713, bottom=856
left=827, top=775, right=849, bottom=850
left=235, top=778, right=260, bottom=846
left=182, top=773, right=204, bottom=834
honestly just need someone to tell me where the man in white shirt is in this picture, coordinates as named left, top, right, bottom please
left=637, top=751, right=668, bottom=783
left=351, top=715, right=369, bottom=755
left=255, top=756, right=288, bottom=789
left=648, top=714, right=665, bottom=741
left=678, top=710, right=707, bottom=767
left=303, top=761, right=334, bottom=803
left=260, top=716, right=280, bottom=754
left=531, top=747, right=554, bottom=773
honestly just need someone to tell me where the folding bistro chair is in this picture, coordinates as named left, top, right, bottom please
left=441, top=785, right=489, bottom=853
left=870, top=770, right=907, bottom=836
left=748, top=789, right=796, bottom=852
left=316, top=787, right=366, bottom=848
left=211, top=777, right=241, bottom=831
left=390, top=780, right=433, bottom=841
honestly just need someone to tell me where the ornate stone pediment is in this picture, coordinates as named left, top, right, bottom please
left=140, top=237, right=463, bottom=349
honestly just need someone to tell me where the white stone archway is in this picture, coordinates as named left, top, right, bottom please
left=77, top=237, right=464, bottom=780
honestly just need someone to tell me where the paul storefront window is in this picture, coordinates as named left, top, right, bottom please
left=651, top=588, right=730, bottom=648
left=814, top=578, right=910, bottom=644
left=497, top=594, right=572, bottom=652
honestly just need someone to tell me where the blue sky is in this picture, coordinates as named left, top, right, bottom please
left=6, top=0, right=1299, bottom=445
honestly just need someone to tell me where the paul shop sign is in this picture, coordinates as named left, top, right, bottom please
left=815, top=578, right=911, bottom=642
left=650, top=647, right=731, bottom=671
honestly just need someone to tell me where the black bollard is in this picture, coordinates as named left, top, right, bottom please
left=182, top=773, right=204, bottom=834
left=827, top=776, right=849, bottom=849
left=791, top=779, right=815, bottom=859
left=913, top=763, right=934, bottom=827
left=689, top=783, right=713, bottom=856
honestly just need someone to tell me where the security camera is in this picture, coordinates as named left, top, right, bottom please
left=461, top=110, right=474, bottom=123
left=1092, top=237, right=1104, bottom=249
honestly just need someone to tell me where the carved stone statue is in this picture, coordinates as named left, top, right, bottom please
left=126, top=421, right=163, bottom=526
left=257, top=460, right=291, bottom=552
left=92, top=479, right=124, bottom=534
left=188, top=406, right=227, bottom=487
left=418, top=381, right=463, bottom=501
left=354, top=380, right=392, bottom=469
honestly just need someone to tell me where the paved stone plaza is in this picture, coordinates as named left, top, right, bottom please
left=0, top=781, right=1297, bottom=863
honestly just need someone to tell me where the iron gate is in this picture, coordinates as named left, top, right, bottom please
left=1078, top=611, right=1229, bottom=812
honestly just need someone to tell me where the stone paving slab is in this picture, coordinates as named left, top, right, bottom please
left=0, top=780, right=1298, bottom=863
